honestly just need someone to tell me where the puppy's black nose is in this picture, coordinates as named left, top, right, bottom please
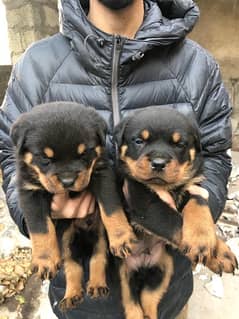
left=151, top=158, right=167, bottom=171
left=59, top=175, right=76, bottom=188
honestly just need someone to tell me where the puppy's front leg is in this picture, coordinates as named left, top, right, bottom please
left=180, top=194, right=216, bottom=265
left=19, top=190, right=61, bottom=279
left=91, top=164, right=138, bottom=258
left=205, top=237, right=238, bottom=275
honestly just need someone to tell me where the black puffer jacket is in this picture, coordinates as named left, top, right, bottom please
left=0, top=0, right=232, bottom=318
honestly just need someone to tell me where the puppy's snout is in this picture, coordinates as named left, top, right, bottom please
left=151, top=158, right=168, bottom=171
left=59, top=174, right=77, bottom=188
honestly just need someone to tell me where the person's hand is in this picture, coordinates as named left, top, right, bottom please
left=187, top=185, right=209, bottom=200
left=123, top=180, right=176, bottom=209
left=155, top=185, right=209, bottom=212
left=156, top=185, right=209, bottom=209
left=154, top=188, right=176, bottom=209
left=51, top=191, right=95, bottom=219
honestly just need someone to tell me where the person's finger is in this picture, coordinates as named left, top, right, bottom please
left=52, top=191, right=87, bottom=219
left=154, top=189, right=176, bottom=209
left=187, top=185, right=209, bottom=200
left=88, top=196, right=96, bottom=215
left=123, top=180, right=176, bottom=210
left=73, top=192, right=94, bottom=218
left=51, top=192, right=69, bottom=212
left=123, top=180, right=129, bottom=198
left=58, top=192, right=93, bottom=219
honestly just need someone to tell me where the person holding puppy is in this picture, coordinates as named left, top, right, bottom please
left=0, top=1, right=232, bottom=318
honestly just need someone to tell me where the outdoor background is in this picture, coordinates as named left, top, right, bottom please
left=0, top=1, right=239, bottom=319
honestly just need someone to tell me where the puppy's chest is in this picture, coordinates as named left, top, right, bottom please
left=124, top=232, right=165, bottom=271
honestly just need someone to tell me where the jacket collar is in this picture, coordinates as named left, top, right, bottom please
left=59, top=0, right=199, bottom=63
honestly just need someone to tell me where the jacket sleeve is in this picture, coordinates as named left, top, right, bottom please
left=198, top=64, right=232, bottom=222
left=0, top=69, right=33, bottom=237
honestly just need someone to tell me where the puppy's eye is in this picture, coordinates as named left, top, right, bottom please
left=175, top=141, right=187, bottom=148
left=40, top=156, right=51, bottom=166
left=134, top=138, right=144, bottom=145
left=80, top=147, right=94, bottom=157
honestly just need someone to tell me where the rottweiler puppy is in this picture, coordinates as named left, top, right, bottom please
left=11, top=102, right=138, bottom=311
left=114, top=106, right=238, bottom=319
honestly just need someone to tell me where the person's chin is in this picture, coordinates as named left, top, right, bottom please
left=98, top=0, right=134, bottom=10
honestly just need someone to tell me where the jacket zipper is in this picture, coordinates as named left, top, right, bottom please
left=111, top=35, right=122, bottom=127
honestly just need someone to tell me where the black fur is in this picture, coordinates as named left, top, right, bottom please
left=11, top=102, right=128, bottom=309
left=129, top=266, right=164, bottom=303
left=115, top=106, right=204, bottom=240
left=114, top=106, right=204, bottom=313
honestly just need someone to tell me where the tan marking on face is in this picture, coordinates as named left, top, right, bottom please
left=172, top=132, right=181, bottom=143
left=27, top=162, right=64, bottom=193
left=120, top=145, right=128, bottom=158
left=141, top=129, right=150, bottom=140
left=189, top=148, right=196, bottom=162
left=23, top=152, right=63, bottom=193
left=125, top=155, right=193, bottom=189
left=37, top=169, right=62, bottom=193
left=78, top=143, right=86, bottom=154
left=122, top=155, right=153, bottom=181
left=46, top=174, right=65, bottom=193
left=95, top=146, right=102, bottom=157
left=24, top=152, right=33, bottom=165
left=74, top=158, right=98, bottom=191
left=121, top=151, right=196, bottom=189
left=44, top=147, right=54, bottom=158
left=162, top=159, right=192, bottom=186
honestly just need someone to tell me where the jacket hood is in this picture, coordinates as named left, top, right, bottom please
left=59, top=0, right=199, bottom=62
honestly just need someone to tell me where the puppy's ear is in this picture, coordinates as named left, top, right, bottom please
left=113, top=116, right=131, bottom=146
left=97, top=117, right=108, bottom=146
left=188, top=120, right=202, bottom=153
left=191, top=122, right=202, bottom=153
left=10, top=116, right=30, bottom=152
left=194, top=131, right=202, bottom=153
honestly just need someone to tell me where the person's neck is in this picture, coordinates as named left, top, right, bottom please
left=88, top=0, right=144, bottom=39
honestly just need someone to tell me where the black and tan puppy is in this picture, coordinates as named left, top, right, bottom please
left=11, top=102, right=138, bottom=311
left=114, top=106, right=238, bottom=319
